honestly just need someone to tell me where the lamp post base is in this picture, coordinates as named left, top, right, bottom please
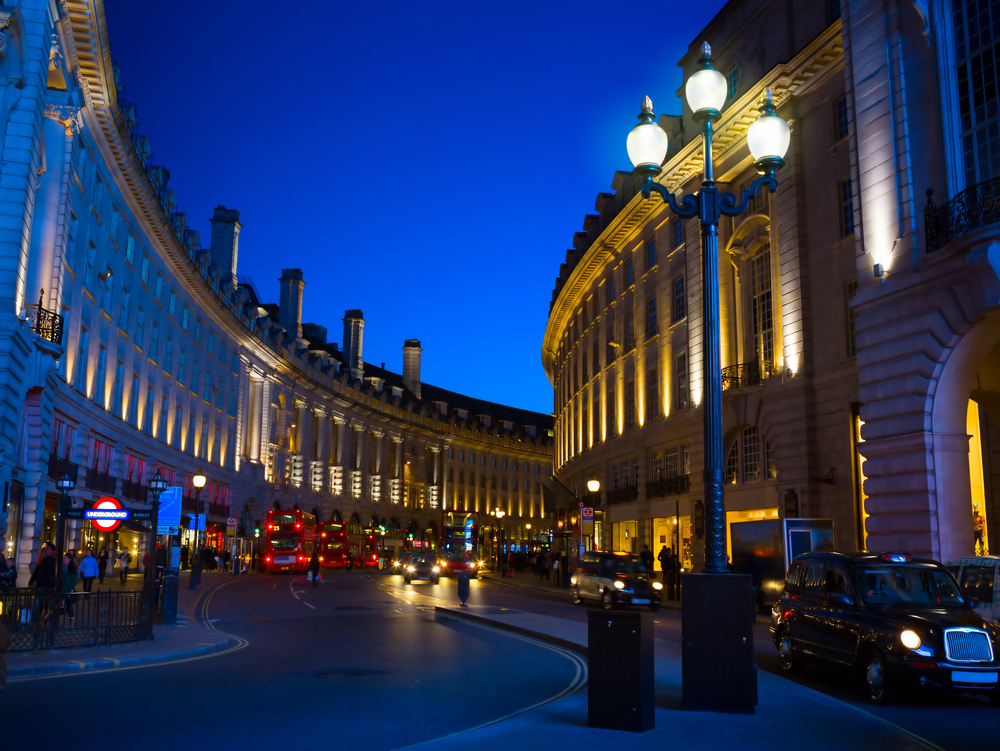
left=162, top=573, right=179, bottom=624
left=681, top=572, right=757, bottom=714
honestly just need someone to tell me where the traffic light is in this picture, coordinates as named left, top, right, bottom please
left=379, top=524, right=386, bottom=537
left=254, top=520, right=261, bottom=538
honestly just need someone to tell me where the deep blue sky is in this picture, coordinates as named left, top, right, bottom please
left=104, top=0, right=727, bottom=414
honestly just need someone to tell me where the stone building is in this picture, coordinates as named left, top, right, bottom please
left=543, top=0, right=1000, bottom=570
left=0, top=1, right=553, bottom=580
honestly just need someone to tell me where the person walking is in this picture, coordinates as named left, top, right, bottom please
left=118, top=547, right=132, bottom=585
left=180, top=545, right=189, bottom=571
left=28, top=544, right=56, bottom=589
left=308, top=551, right=320, bottom=588
left=97, top=547, right=109, bottom=585
left=640, top=545, right=654, bottom=575
left=0, top=547, right=16, bottom=589
left=656, top=545, right=671, bottom=582
left=61, top=553, right=79, bottom=621
left=78, top=548, right=98, bottom=592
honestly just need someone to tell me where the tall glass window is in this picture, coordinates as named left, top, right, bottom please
left=750, top=244, right=773, bottom=363
left=954, top=0, right=1000, bottom=185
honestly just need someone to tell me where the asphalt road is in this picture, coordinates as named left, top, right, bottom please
left=2, top=572, right=584, bottom=749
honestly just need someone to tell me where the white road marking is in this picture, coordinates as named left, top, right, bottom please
left=304, top=602, right=316, bottom=610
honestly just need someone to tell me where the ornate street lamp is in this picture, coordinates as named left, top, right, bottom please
left=626, top=42, right=789, bottom=714
left=54, top=472, right=75, bottom=591
left=585, top=479, right=600, bottom=553
left=188, top=469, right=207, bottom=590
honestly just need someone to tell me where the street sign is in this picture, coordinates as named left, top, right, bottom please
left=582, top=507, right=594, bottom=519
left=157, top=524, right=179, bottom=535
left=65, top=509, right=84, bottom=519
left=578, top=501, right=585, bottom=508
left=88, top=497, right=126, bottom=532
left=170, top=546, right=180, bottom=570
left=158, top=487, right=182, bottom=531
left=130, top=509, right=153, bottom=521
left=193, top=513, right=206, bottom=532
left=226, top=517, right=237, bottom=528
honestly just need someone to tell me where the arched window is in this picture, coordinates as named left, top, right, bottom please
left=727, top=65, right=739, bottom=100
left=725, top=427, right=774, bottom=483
left=750, top=244, right=773, bottom=364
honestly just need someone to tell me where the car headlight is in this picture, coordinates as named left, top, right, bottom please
left=652, top=581, right=663, bottom=590
left=900, top=630, right=922, bottom=650
left=432, top=566, right=440, bottom=573
left=570, top=577, right=577, bottom=586
left=614, top=580, right=625, bottom=590
left=407, top=566, right=415, bottom=572
left=469, top=562, right=476, bottom=568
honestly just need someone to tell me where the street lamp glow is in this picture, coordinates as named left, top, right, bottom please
left=587, top=479, right=600, bottom=493
left=148, top=468, right=168, bottom=495
left=193, top=470, right=207, bottom=489
left=684, top=43, right=727, bottom=117
left=747, top=88, right=790, bottom=176
left=56, top=471, right=75, bottom=492
left=626, top=96, right=669, bottom=171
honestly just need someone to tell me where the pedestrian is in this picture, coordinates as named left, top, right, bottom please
left=78, top=548, right=98, bottom=592
left=308, top=551, right=320, bottom=588
left=552, top=555, right=559, bottom=586
left=640, top=545, right=654, bottom=574
left=180, top=545, right=189, bottom=571
left=0, top=545, right=16, bottom=589
left=28, top=544, right=56, bottom=589
left=656, top=545, right=670, bottom=581
left=143, top=550, right=150, bottom=575
left=118, top=546, right=132, bottom=585
left=61, top=553, right=78, bottom=621
left=97, top=546, right=109, bottom=584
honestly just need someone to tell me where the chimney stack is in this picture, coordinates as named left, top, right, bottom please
left=402, top=339, right=422, bottom=398
left=209, top=206, right=241, bottom=289
left=342, top=310, right=365, bottom=380
left=278, top=269, right=305, bottom=339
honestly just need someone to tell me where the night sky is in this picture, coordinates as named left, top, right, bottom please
left=103, top=0, right=727, bottom=414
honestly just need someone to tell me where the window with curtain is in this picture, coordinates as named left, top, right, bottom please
left=750, top=244, right=773, bottom=364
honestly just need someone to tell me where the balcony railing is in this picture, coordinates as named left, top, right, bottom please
left=721, top=359, right=773, bottom=391
left=646, top=474, right=691, bottom=499
left=606, top=484, right=639, bottom=505
left=925, top=179, right=1000, bottom=253
left=84, top=467, right=117, bottom=495
left=47, top=454, right=79, bottom=484
left=24, top=298, right=64, bottom=346
left=122, top=479, right=147, bottom=503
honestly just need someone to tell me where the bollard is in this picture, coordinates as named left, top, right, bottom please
left=457, top=571, right=470, bottom=606
left=161, top=573, right=179, bottom=626
left=588, top=609, right=654, bottom=732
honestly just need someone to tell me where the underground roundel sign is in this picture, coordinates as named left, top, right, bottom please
left=85, top=497, right=129, bottom=532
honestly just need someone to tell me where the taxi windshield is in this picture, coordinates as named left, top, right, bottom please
left=855, top=564, right=965, bottom=607
left=603, top=555, right=645, bottom=575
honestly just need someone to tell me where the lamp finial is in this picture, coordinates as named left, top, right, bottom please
left=702, top=41, right=711, bottom=56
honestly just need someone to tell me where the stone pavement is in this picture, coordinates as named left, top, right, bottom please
left=5, top=570, right=248, bottom=679
left=431, top=604, right=940, bottom=751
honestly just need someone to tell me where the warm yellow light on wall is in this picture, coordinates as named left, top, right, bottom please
left=786, top=353, right=799, bottom=375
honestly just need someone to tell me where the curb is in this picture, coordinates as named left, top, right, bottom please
left=479, top=574, right=682, bottom=611
left=7, top=636, right=234, bottom=678
left=435, top=605, right=589, bottom=658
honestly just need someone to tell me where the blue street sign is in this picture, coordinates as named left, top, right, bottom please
left=157, top=487, right=182, bottom=534
left=194, top=513, right=206, bottom=532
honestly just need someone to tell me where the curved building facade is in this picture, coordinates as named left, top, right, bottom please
left=0, top=2, right=552, bottom=580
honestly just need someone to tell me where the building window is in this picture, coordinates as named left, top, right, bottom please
left=85, top=242, right=97, bottom=290
left=666, top=446, right=680, bottom=478
left=624, top=313, right=634, bottom=349
left=625, top=379, right=635, bottom=431
left=229, top=388, right=237, bottom=417
left=215, top=427, right=222, bottom=464
left=173, top=406, right=182, bottom=448
left=194, top=319, right=202, bottom=345
left=113, top=361, right=124, bottom=416
left=834, top=96, right=849, bottom=140
left=726, top=427, right=772, bottom=483
left=178, top=350, right=187, bottom=386
left=192, top=361, right=199, bottom=392
left=581, top=354, right=588, bottom=382
left=119, top=288, right=130, bottom=331
left=200, top=421, right=209, bottom=460
left=159, top=397, right=168, bottom=440
left=76, top=327, right=89, bottom=393
left=144, top=386, right=154, bottom=433
left=846, top=279, right=858, bottom=357
left=140, top=254, right=149, bottom=285
left=647, top=239, right=656, bottom=270
left=592, top=340, right=599, bottom=374
left=742, top=427, right=760, bottom=481
left=647, top=366, right=659, bottom=420
left=203, top=372, right=212, bottom=402
left=52, top=418, right=76, bottom=460
left=827, top=0, right=842, bottom=25
left=154, top=275, right=163, bottom=301
left=672, top=217, right=684, bottom=248
left=188, top=414, right=197, bottom=454
left=129, top=373, right=139, bottom=426
left=646, top=296, right=657, bottom=339
left=606, top=380, right=616, bottom=436
left=592, top=391, right=600, bottom=444
left=673, top=276, right=686, bottom=322
left=674, top=352, right=688, bottom=410
left=149, top=324, right=159, bottom=360
left=135, top=308, right=145, bottom=347
left=208, top=331, right=216, bottom=356
left=215, top=381, right=224, bottom=410
left=727, top=65, right=739, bottom=100
left=954, top=0, right=1000, bottom=185
left=100, top=268, right=113, bottom=312
left=626, top=260, right=633, bottom=287
left=606, top=276, right=615, bottom=305
left=181, top=306, right=190, bottom=332
left=231, top=349, right=240, bottom=372
left=89, top=438, right=114, bottom=474
left=95, top=346, right=107, bottom=406
left=164, top=339, right=173, bottom=374
left=168, top=289, right=177, bottom=317
left=607, top=325, right=616, bottom=363
left=651, top=450, right=663, bottom=482
left=750, top=244, right=774, bottom=363
left=725, top=442, right=739, bottom=484
left=839, top=178, right=855, bottom=236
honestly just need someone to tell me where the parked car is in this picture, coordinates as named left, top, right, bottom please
left=570, top=551, right=663, bottom=610
left=946, top=556, right=1000, bottom=624
left=771, top=551, right=1000, bottom=704
left=403, top=554, right=440, bottom=585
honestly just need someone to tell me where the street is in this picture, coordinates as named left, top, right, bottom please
left=4, top=570, right=997, bottom=750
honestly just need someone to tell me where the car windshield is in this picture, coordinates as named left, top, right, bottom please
left=269, top=535, right=298, bottom=550
left=602, top=555, right=645, bottom=575
left=855, top=564, right=965, bottom=607
left=411, top=555, right=433, bottom=565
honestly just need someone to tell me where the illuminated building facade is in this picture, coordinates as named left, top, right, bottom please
left=0, top=1, right=552, bottom=579
left=544, top=0, right=1000, bottom=569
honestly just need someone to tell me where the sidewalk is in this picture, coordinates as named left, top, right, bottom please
left=431, top=604, right=939, bottom=750
left=480, top=570, right=681, bottom=610
left=5, top=570, right=248, bottom=679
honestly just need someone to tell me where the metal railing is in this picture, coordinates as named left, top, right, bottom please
left=606, top=484, right=639, bottom=504
left=84, top=467, right=118, bottom=494
left=721, top=359, right=773, bottom=391
left=647, top=474, right=691, bottom=498
left=1, top=586, right=153, bottom=652
left=24, top=299, right=65, bottom=346
left=122, top=479, right=147, bottom=502
left=925, top=179, right=1000, bottom=253
left=47, top=454, right=79, bottom=483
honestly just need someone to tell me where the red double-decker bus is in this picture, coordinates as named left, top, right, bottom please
left=264, top=509, right=316, bottom=573
left=318, top=521, right=381, bottom=568
left=439, top=510, right=482, bottom=575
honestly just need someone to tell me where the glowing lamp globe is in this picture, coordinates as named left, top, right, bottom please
left=587, top=479, right=601, bottom=493
left=626, top=96, right=669, bottom=171
left=747, top=88, right=790, bottom=176
left=684, top=43, right=727, bottom=116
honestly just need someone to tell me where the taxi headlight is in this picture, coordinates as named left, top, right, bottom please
left=469, top=562, right=477, bottom=568
left=570, top=577, right=577, bottom=586
left=432, top=566, right=440, bottom=573
left=406, top=566, right=416, bottom=572
left=652, top=581, right=663, bottom=591
left=614, top=580, right=625, bottom=590
left=900, top=630, right=922, bottom=650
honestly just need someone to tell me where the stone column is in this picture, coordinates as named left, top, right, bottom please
left=374, top=430, right=384, bottom=474
left=315, top=408, right=328, bottom=462
left=248, top=375, right=263, bottom=463
left=335, top=418, right=346, bottom=465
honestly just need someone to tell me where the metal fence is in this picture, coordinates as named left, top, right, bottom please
left=0, top=587, right=153, bottom=652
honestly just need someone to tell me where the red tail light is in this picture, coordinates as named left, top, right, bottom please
left=265, top=556, right=271, bottom=562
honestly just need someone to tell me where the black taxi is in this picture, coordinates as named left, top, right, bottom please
left=570, top=551, right=663, bottom=610
left=771, top=551, right=1000, bottom=704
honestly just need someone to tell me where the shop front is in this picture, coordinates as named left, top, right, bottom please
left=611, top=520, right=638, bottom=554
left=651, top=515, right=693, bottom=572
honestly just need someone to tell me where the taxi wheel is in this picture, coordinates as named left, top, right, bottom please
left=602, top=589, right=616, bottom=610
left=864, top=649, right=897, bottom=705
left=404, top=575, right=411, bottom=585
left=431, top=576, right=440, bottom=585
left=778, top=633, right=803, bottom=674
